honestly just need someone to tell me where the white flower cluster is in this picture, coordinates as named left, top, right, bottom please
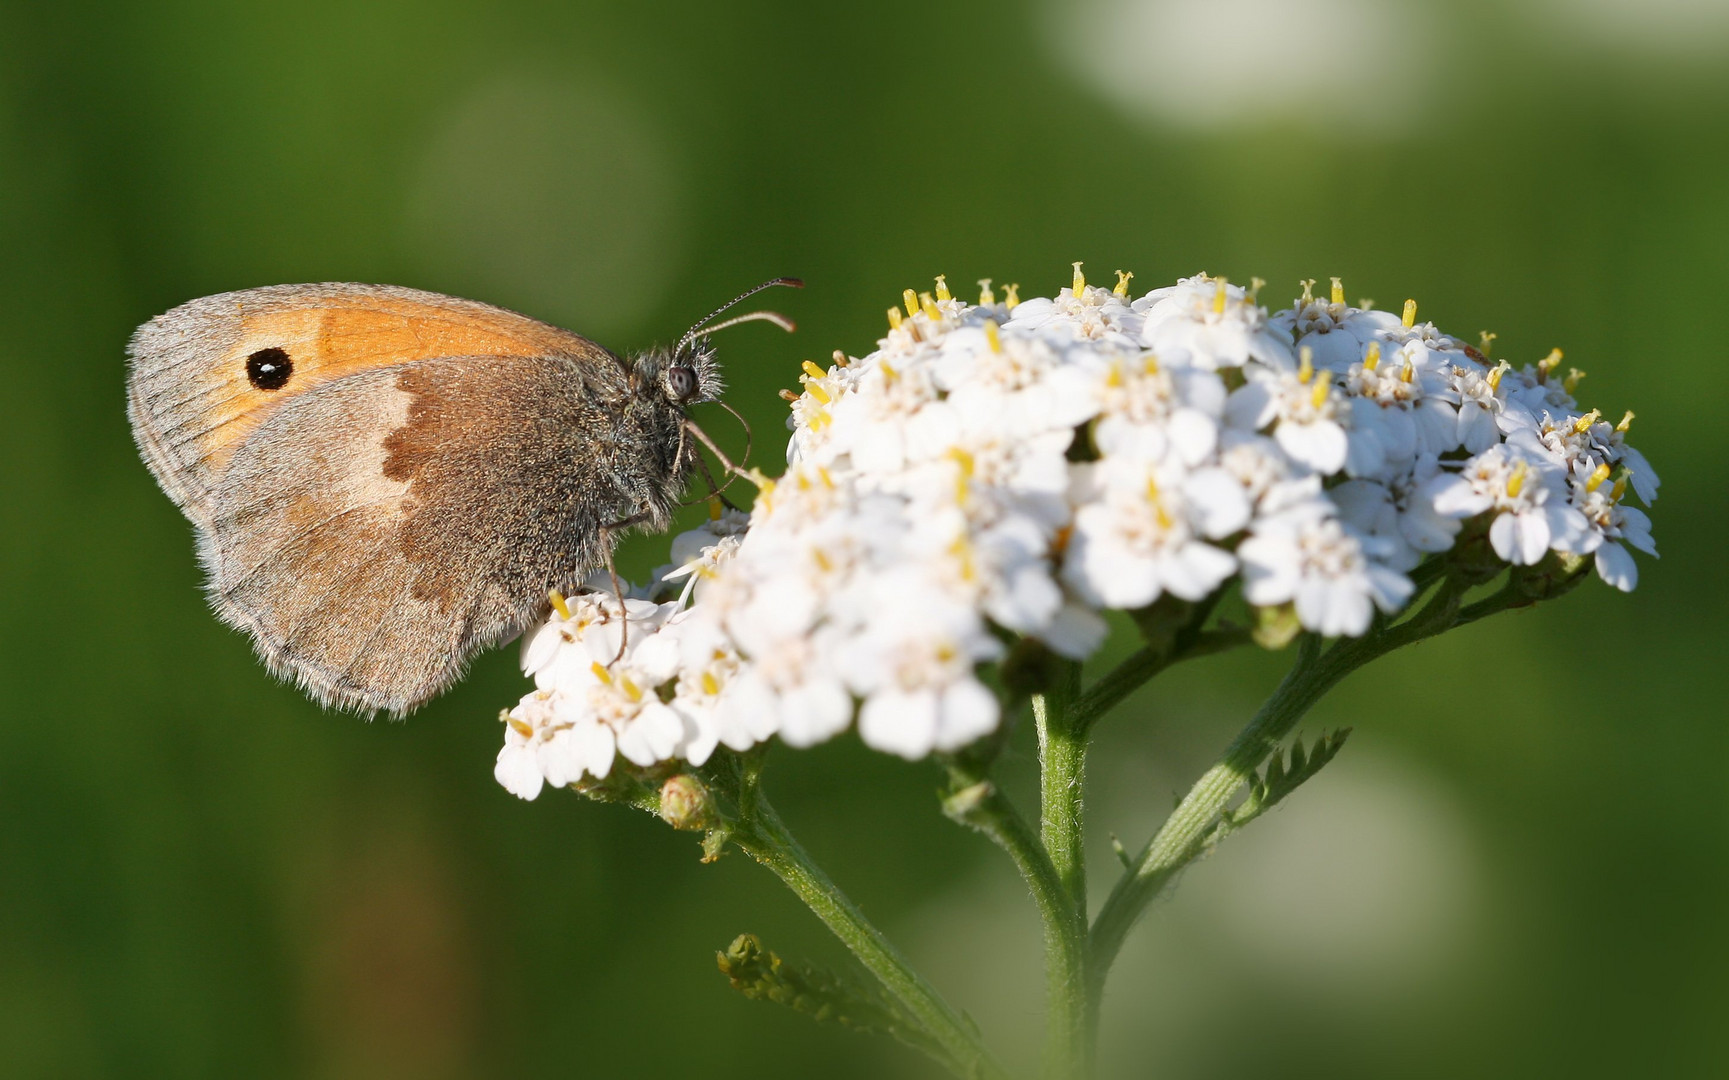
left=496, top=268, right=1659, bottom=796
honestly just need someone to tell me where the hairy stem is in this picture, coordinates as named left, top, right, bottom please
left=1034, top=662, right=1092, bottom=1078
left=731, top=793, right=1002, bottom=1079
left=941, top=768, right=1080, bottom=1066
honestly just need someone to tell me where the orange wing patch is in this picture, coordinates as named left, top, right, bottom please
left=127, top=283, right=620, bottom=522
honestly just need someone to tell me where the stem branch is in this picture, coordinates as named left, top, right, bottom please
left=1087, top=579, right=1466, bottom=1001
left=731, top=793, right=1001, bottom=1079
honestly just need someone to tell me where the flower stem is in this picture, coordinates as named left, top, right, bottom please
left=942, top=765, right=1084, bottom=1077
left=1087, top=579, right=1466, bottom=1001
left=731, top=793, right=1003, bottom=1079
left=1034, top=661, right=1092, bottom=1078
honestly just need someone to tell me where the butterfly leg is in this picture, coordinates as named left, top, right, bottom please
left=597, top=510, right=656, bottom=665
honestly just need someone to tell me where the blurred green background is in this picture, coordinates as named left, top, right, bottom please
left=2, top=0, right=1725, bottom=1076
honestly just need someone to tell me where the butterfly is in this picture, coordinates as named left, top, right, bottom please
left=126, top=279, right=796, bottom=715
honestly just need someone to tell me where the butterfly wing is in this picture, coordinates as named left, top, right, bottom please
left=126, top=285, right=640, bottom=714
left=126, top=282, right=618, bottom=527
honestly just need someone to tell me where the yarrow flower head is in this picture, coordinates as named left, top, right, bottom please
left=495, top=266, right=1659, bottom=796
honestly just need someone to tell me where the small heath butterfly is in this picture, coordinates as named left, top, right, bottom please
left=127, top=279, right=798, bottom=715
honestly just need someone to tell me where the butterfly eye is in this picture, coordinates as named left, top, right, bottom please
left=246, top=347, right=293, bottom=391
left=667, top=364, right=698, bottom=401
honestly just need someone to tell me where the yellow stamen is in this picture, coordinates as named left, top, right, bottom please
left=983, top=320, right=1002, bottom=353
left=1330, top=277, right=1345, bottom=305
left=802, top=359, right=825, bottom=381
left=1400, top=359, right=1415, bottom=384
left=1212, top=277, right=1229, bottom=315
left=880, top=360, right=899, bottom=382
left=1143, top=476, right=1173, bottom=529
left=1564, top=367, right=1587, bottom=394
left=1537, top=347, right=1562, bottom=381
left=948, top=536, right=977, bottom=582
left=1506, top=461, right=1528, bottom=499
left=1297, top=346, right=1315, bottom=384
left=1585, top=462, right=1612, bottom=493
left=548, top=589, right=571, bottom=620
left=948, top=447, right=974, bottom=505
left=1573, top=409, right=1601, bottom=434
left=920, top=291, right=940, bottom=320
left=1363, top=341, right=1382, bottom=371
left=505, top=712, right=534, bottom=738
left=1478, top=331, right=1497, bottom=358
left=1617, top=410, right=1635, bottom=433
left=1113, top=269, right=1133, bottom=297
left=804, top=381, right=831, bottom=405
left=817, top=465, right=834, bottom=488
left=1142, top=353, right=1160, bottom=375
left=590, top=661, right=614, bottom=686
left=1104, top=360, right=1123, bottom=388
left=1401, top=299, right=1418, bottom=328
left=978, top=278, right=995, bottom=305
left=806, top=405, right=830, bottom=430
left=1487, top=359, right=1511, bottom=390
left=1299, top=278, right=1316, bottom=303
left=902, top=289, right=919, bottom=319
left=1611, top=475, right=1628, bottom=501
left=1248, top=276, right=1266, bottom=302
left=887, top=306, right=903, bottom=329
left=812, top=547, right=833, bottom=573
left=1004, top=283, right=1020, bottom=310
left=934, top=274, right=951, bottom=302
left=620, top=677, right=642, bottom=703
left=701, top=671, right=721, bottom=696
left=1311, top=379, right=1330, bottom=408
left=1072, top=261, right=1086, bottom=294
left=707, top=496, right=724, bottom=521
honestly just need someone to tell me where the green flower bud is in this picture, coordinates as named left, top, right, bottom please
left=658, top=774, right=717, bottom=832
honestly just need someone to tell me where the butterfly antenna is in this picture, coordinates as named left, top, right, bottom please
left=678, top=277, right=803, bottom=354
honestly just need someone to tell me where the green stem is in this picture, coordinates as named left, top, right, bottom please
left=1070, top=627, right=1252, bottom=733
left=1087, top=580, right=1466, bottom=1002
left=731, top=793, right=1002, bottom=1079
left=941, top=769, right=1079, bottom=1054
left=1034, top=662, right=1091, bottom=1078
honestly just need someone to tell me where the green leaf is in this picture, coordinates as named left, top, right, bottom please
left=716, top=934, right=942, bottom=1055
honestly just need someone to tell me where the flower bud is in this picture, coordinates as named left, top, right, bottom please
left=1510, top=552, right=1590, bottom=604
left=1252, top=603, right=1303, bottom=650
left=658, top=774, right=718, bottom=832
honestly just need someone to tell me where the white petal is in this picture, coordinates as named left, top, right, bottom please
left=1225, top=382, right=1276, bottom=431
left=1183, top=467, right=1252, bottom=538
left=859, top=690, right=939, bottom=759
left=1166, top=541, right=1237, bottom=601
left=536, top=729, right=584, bottom=788
left=1042, top=601, right=1109, bottom=660
left=573, top=721, right=616, bottom=780
left=1168, top=408, right=1219, bottom=465
left=1276, top=420, right=1348, bottom=475
left=494, top=744, right=545, bottom=801
left=935, top=679, right=1000, bottom=751
left=779, top=679, right=854, bottom=748
left=1594, top=542, right=1638, bottom=592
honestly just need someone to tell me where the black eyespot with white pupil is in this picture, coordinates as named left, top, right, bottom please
left=667, top=364, right=697, bottom=401
left=246, top=347, right=292, bottom=391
